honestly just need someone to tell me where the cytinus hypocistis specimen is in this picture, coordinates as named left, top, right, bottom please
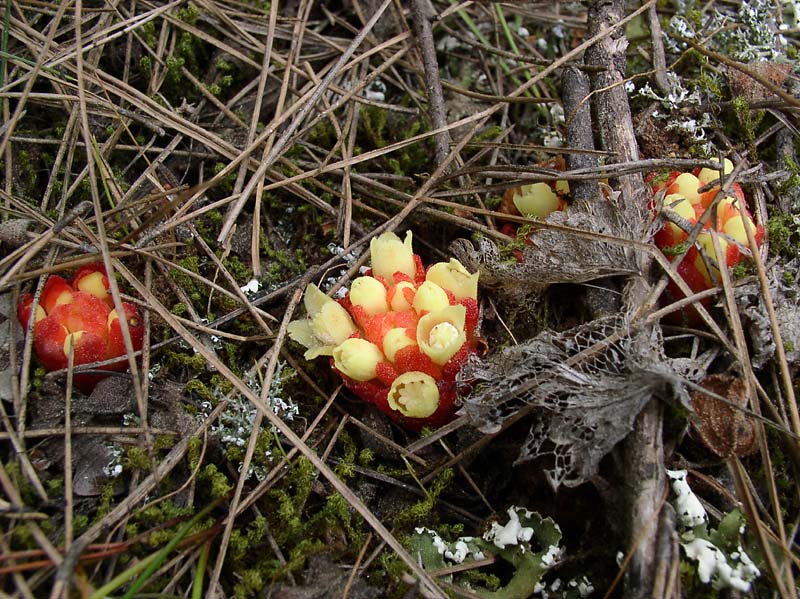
left=288, top=232, right=479, bottom=430
left=18, top=263, right=144, bottom=392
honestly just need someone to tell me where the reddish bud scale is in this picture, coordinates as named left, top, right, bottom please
left=17, top=263, right=144, bottom=392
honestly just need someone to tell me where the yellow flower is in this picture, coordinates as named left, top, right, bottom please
left=425, top=259, right=478, bottom=301
left=412, top=281, right=450, bottom=314
left=387, top=371, right=440, bottom=418
left=349, top=276, right=389, bottom=315
left=417, top=305, right=467, bottom=365
left=382, top=328, right=416, bottom=362
left=370, top=231, right=416, bottom=284
left=333, top=338, right=385, bottom=381
left=287, top=284, right=357, bottom=359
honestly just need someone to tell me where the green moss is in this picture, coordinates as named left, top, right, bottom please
left=393, top=468, right=454, bottom=529
left=334, top=431, right=358, bottom=479
left=233, top=568, right=264, bottom=598
left=187, top=435, right=203, bottom=471
left=222, top=254, right=252, bottom=283
left=185, top=378, right=213, bottom=402
left=72, top=514, right=89, bottom=536
left=10, top=523, right=36, bottom=550
left=95, top=481, right=118, bottom=519
left=165, top=349, right=207, bottom=371
left=259, top=235, right=305, bottom=276
left=141, top=20, right=157, bottom=48
left=766, top=214, right=800, bottom=259
left=284, top=537, right=326, bottom=572
left=661, top=241, right=690, bottom=257
left=485, top=195, right=502, bottom=210
left=124, top=446, right=152, bottom=471
left=731, top=96, right=758, bottom=161
left=358, top=448, right=374, bottom=467
left=200, top=463, right=233, bottom=499
left=47, top=477, right=64, bottom=496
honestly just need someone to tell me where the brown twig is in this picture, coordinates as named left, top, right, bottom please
left=411, top=0, right=451, bottom=168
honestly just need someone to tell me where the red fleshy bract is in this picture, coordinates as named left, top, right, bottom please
left=40, top=276, right=74, bottom=314
left=74, top=263, right=113, bottom=307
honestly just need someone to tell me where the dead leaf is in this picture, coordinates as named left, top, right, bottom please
left=691, top=374, right=757, bottom=458
left=726, top=62, right=792, bottom=103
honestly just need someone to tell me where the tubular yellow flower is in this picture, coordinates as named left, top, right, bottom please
left=512, top=182, right=561, bottom=219
left=370, top=231, right=416, bottom=284
left=389, top=281, right=416, bottom=311
left=349, top=276, right=389, bottom=315
left=333, top=338, right=385, bottom=381
left=387, top=371, right=440, bottom=418
left=412, top=281, right=450, bottom=314
left=382, top=328, right=416, bottom=362
left=417, top=305, right=467, bottom=365
left=287, top=284, right=357, bottom=359
left=426, top=259, right=478, bottom=301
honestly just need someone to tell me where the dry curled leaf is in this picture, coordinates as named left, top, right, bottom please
left=691, top=374, right=757, bottom=458
left=458, top=313, right=703, bottom=489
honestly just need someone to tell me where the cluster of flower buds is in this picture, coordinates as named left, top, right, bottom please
left=18, top=263, right=144, bottom=392
left=288, top=232, right=479, bottom=430
left=649, top=159, right=764, bottom=306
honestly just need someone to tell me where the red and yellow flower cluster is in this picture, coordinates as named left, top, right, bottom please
left=288, top=232, right=479, bottom=430
left=18, top=263, right=144, bottom=392
left=649, top=159, right=764, bottom=303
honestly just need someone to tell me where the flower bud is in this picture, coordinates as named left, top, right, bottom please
left=511, top=182, right=561, bottom=219
left=668, top=172, right=702, bottom=205
left=655, top=193, right=696, bottom=248
left=370, top=231, right=416, bottom=284
left=417, top=305, right=467, bottom=365
left=382, top=328, right=416, bottom=362
left=349, top=276, right=389, bottom=315
left=387, top=371, right=440, bottom=418
left=716, top=196, right=756, bottom=247
left=389, top=281, right=416, bottom=311
left=697, top=158, right=733, bottom=185
left=288, top=284, right=357, bottom=359
left=426, top=259, right=478, bottom=301
left=333, top=338, right=385, bottom=381
left=412, top=281, right=450, bottom=314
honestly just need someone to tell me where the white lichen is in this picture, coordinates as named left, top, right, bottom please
left=199, top=362, right=298, bottom=480
left=483, top=506, right=535, bottom=549
left=240, top=278, right=260, bottom=296
left=683, top=538, right=760, bottom=591
left=667, top=469, right=708, bottom=528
